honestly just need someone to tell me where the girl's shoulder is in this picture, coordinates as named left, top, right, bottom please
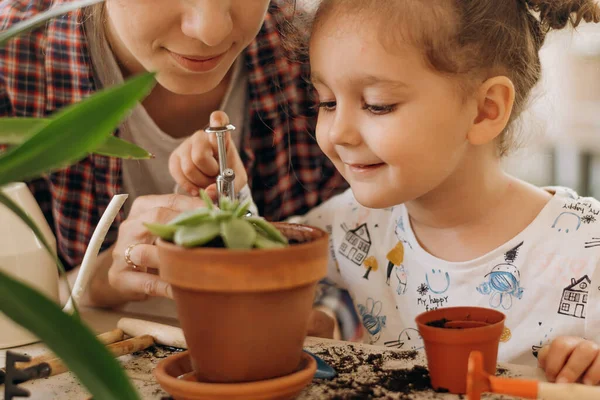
left=547, top=186, right=600, bottom=232
left=535, top=186, right=600, bottom=249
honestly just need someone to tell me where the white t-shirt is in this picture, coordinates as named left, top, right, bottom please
left=291, top=186, right=600, bottom=366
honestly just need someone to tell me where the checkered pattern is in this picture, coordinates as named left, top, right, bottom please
left=0, top=0, right=348, bottom=269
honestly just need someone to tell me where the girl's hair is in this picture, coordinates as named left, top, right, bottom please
left=287, top=0, right=600, bottom=155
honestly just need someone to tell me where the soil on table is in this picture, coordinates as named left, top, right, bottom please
left=302, top=344, right=514, bottom=400
left=304, top=344, right=448, bottom=399
left=150, top=344, right=513, bottom=400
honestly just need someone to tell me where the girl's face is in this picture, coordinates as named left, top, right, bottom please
left=310, top=15, right=479, bottom=209
left=105, top=0, right=270, bottom=95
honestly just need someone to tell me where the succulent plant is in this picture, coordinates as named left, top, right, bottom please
left=145, top=190, right=289, bottom=249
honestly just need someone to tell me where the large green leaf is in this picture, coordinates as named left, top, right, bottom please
left=0, top=269, right=139, bottom=400
left=0, top=0, right=104, bottom=47
left=0, top=118, right=153, bottom=160
left=0, top=72, right=155, bottom=186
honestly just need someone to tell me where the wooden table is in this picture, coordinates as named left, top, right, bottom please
left=0, top=308, right=546, bottom=399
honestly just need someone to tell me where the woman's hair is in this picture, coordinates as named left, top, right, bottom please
left=286, top=0, right=600, bottom=156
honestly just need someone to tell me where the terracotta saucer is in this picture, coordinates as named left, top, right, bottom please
left=154, top=351, right=317, bottom=400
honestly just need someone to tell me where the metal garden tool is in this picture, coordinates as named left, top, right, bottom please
left=204, top=123, right=236, bottom=203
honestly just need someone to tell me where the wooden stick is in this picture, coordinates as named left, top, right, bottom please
left=34, top=335, right=155, bottom=379
left=14, top=328, right=125, bottom=370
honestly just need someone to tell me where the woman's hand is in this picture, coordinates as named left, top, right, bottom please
left=169, top=111, right=247, bottom=198
left=88, top=193, right=205, bottom=308
left=538, top=336, right=600, bottom=385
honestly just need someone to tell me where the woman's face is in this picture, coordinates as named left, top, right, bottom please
left=105, top=0, right=270, bottom=95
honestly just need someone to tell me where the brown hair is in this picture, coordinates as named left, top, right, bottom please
left=287, top=0, right=600, bottom=155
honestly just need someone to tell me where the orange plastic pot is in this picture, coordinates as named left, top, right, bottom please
left=156, top=223, right=328, bottom=384
left=415, top=307, right=505, bottom=394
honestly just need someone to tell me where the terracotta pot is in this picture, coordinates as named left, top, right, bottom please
left=415, top=307, right=506, bottom=394
left=157, top=222, right=328, bottom=384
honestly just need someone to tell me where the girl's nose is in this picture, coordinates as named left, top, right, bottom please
left=328, top=112, right=362, bottom=147
left=181, top=0, right=233, bottom=47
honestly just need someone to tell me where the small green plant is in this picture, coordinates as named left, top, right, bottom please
left=145, top=190, right=289, bottom=250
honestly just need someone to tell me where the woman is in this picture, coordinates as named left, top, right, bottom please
left=0, top=0, right=347, bottom=323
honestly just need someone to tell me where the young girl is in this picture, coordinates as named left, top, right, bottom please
left=171, top=0, right=600, bottom=385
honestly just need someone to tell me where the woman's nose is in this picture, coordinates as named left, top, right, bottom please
left=181, top=0, right=233, bottom=47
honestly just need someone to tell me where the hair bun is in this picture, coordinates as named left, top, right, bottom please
left=523, top=0, right=600, bottom=30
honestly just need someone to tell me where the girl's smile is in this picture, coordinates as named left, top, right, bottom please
left=345, top=162, right=386, bottom=176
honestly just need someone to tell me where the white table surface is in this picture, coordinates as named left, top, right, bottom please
left=0, top=308, right=547, bottom=399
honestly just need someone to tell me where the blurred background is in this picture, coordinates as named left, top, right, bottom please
left=298, top=0, right=600, bottom=197
left=502, top=24, right=600, bottom=198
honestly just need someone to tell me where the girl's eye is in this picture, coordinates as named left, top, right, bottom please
left=317, top=101, right=337, bottom=112
left=363, top=103, right=397, bottom=115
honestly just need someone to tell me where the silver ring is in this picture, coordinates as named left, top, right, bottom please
left=124, top=244, right=141, bottom=270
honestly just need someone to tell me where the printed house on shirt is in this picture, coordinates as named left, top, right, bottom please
left=558, top=275, right=590, bottom=319
left=339, top=223, right=372, bottom=265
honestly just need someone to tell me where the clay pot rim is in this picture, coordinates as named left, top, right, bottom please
left=156, top=222, right=328, bottom=255
left=153, top=350, right=317, bottom=398
left=415, top=306, right=506, bottom=341
left=157, top=222, right=328, bottom=292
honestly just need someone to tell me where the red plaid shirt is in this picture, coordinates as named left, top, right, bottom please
left=0, top=0, right=347, bottom=269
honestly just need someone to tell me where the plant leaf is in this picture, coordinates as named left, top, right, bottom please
left=246, top=216, right=289, bottom=245
left=94, top=136, right=153, bottom=159
left=199, top=189, right=214, bottom=210
left=168, top=208, right=212, bottom=226
left=254, top=232, right=286, bottom=249
left=221, top=219, right=256, bottom=249
left=0, top=118, right=47, bottom=144
left=0, top=73, right=155, bottom=186
left=219, top=196, right=233, bottom=212
left=212, top=209, right=233, bottom=222
left=174, top=222, right=221, bottom=248
left=0, top=0, right=104, bottom=47
left=143, top=222, right=178, bottom=241
left=0, top=118, right=152, bottom=160
left=0, top=269, right=139, bottom=400
left=233, top=197, right=252, bottom=218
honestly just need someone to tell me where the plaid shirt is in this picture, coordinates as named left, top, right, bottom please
left=0, top=0, right=347, bottom=269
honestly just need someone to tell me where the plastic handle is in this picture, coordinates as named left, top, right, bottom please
left=488, top=376, right=539, bottom=399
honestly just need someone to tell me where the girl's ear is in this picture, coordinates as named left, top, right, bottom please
left=467, top=76, right=515, bottom=146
